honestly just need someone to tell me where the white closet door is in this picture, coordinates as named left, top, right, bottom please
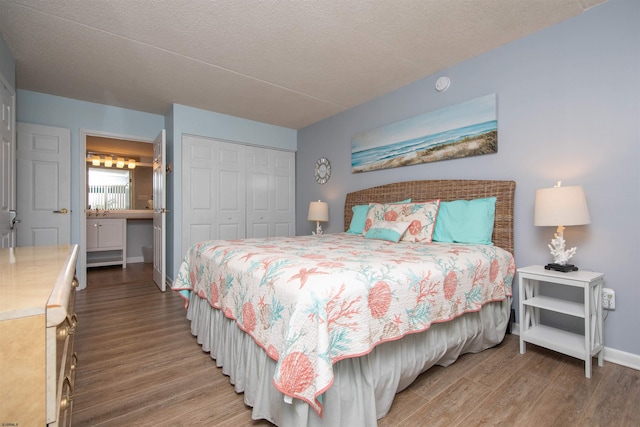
left=217, top=142, right=246, bottom=239
left=246, top=147, right=270, bottom=238
left=182, top=135, right=245, bottom=255
left=246, top=146, right=295, bottom=238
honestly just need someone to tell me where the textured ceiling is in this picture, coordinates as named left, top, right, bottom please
left=0, top=0, right=606, bottom=130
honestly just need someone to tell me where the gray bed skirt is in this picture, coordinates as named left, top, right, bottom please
left=187, top=293, right=511, bottom=427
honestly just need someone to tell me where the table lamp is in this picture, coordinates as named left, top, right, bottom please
left=307, top=200, right=328, bottom=235
left=534, top=181, right=591, bottom=272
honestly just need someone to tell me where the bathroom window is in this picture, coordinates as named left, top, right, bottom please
left=88, top=168, right=131, bottom=210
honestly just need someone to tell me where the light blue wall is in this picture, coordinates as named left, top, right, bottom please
left=16, top=91, right=164, bottom=243
left=14, top=93, right=297, bottom=285
left=297, top=0, right=640, bottom=356
left=16, top=90, right=165, bottom=286
left=167, top=103, right=297, bottom=279
left=0, top=32, right=15, bottom=88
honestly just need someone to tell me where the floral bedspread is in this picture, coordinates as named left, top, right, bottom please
left=173, top=233, right=515, bottom=416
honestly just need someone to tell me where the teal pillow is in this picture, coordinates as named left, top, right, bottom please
left=364, top=221, right=411, bottom=243
left=347, top=204, right=371, bottom=234
left=432, top=197, right=496, bottom=245
left=347, top=199, right=411, bottom=234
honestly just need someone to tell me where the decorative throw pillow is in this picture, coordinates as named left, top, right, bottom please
left=396, top=201, right=441, bottom=242
left=348, top=199, right=411, bottom=234
left=432, top=197, right=497, bottom=245
left=364, top=221, right=411, bottom=243
left=347, top=204, right=371, bottom=234
left=363, top=200, right=440, bottom=242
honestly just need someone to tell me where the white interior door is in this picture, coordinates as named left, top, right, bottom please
left=16, top=123, right=71, bottom=247
left=0, top=79, right=15, bottom=248
left=152, top=129, right=166, bottom=291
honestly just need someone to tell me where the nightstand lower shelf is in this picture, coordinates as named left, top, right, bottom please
left=521, top=324, right=588, bottom=361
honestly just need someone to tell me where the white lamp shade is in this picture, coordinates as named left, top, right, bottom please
left=534, top=185, right=591, bottom=227
left=104, top=156, right=113, bottom=167
left=307, top=200, right=329, bottom=222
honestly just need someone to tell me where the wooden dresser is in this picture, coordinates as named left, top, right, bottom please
left=0, top=245, right=79, bottom=426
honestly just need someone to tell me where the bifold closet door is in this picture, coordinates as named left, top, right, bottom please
left=245, top=146, right=295, bottom=238
left=182, top=135, right=246, bottom=255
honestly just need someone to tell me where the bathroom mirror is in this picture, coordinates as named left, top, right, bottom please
left=86, top=136, right=154, bottom=210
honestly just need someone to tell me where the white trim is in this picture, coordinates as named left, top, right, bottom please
left=603, top=346, right=640, bottom=371
left=512, top=322, right=640, bottom=371
left=182, top=132, right=296, bottom=153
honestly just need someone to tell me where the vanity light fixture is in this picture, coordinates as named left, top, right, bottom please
left=104, top=156, right=113, bottom=167
left=116, top=157, right=125, bottom=168
left=91, top=155, right=101, bottom=166
left=128, top=159, right=136, bottom=169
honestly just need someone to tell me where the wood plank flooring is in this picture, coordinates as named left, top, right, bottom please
left=73, top=263, right=640, bottom=426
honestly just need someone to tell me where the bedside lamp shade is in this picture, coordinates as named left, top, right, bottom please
left=308, top=200, right=328, bottom=235
left=534, top=185, right=591, bottom=227
left=534, top=182, right=590, bottom=271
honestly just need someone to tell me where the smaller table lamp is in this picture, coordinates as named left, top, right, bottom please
left=307, top=200, right=328, bottom=235
left=534, top=182, right=591, bottom=272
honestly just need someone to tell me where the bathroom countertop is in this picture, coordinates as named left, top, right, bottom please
left=86, top=210, right=153, bottom=219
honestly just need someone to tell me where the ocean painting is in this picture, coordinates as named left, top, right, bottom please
left=351, top=94, right=497, bottom=173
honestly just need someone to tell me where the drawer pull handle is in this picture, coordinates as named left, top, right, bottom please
left=70, top=313, right=78, bottom=328
left=59, top=376, right=74, bottom=411
left=57, top=326, right=69, bottom=340
left=65, top=313, right=78, bottom=335
left=70, top=352, right=79, bottom=371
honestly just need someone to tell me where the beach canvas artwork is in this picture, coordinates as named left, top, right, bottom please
left=351, top=94, right=497, bottom=173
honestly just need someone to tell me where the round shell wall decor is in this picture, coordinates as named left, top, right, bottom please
left=314, top=158, right=331, bottom=184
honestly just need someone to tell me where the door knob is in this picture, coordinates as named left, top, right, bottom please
left=53, top=208, right=69, bottom=214
left=9, top=210, right=20, bottom=229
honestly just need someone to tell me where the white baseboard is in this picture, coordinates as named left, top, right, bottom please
left=511, top=322, right=640, bottom=371
left=603, top=347, right=640, bottom=371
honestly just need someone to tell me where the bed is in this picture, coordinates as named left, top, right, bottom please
left=173, top=179, right=516, bottom=426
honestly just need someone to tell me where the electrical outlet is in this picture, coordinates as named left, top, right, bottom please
left=602, top=288, right=615, bottom=310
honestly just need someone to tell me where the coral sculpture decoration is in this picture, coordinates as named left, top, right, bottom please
left=548, top=226, right=577, bottom=265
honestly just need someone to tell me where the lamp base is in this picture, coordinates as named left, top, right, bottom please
left=312, top=221, right=323, bottom=236
left=545, top=263, right=578, bottom=273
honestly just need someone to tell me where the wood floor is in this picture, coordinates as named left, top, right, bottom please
left=73, top=263, right=640, bottom=426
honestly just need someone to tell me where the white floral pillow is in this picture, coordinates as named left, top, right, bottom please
left=363, top=203, right=402, bottom=234
left=396, top=201, right=440, bottom=242
left=363, top=200, right=440, bottom=242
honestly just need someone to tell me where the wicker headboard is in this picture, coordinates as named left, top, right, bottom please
left=344, top=180, right=516, bottom=254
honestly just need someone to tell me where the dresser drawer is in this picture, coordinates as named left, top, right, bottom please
left=47, top=275, right=79, bottom=426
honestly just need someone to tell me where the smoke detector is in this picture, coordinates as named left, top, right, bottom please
left=435, top=76, right=450, bottom=92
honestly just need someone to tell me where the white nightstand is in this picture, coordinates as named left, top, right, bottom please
left=518, top=265, right=605, bottom=378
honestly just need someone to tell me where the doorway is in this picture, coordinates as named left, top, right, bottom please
left=79, top=131, right=155, bottom=289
